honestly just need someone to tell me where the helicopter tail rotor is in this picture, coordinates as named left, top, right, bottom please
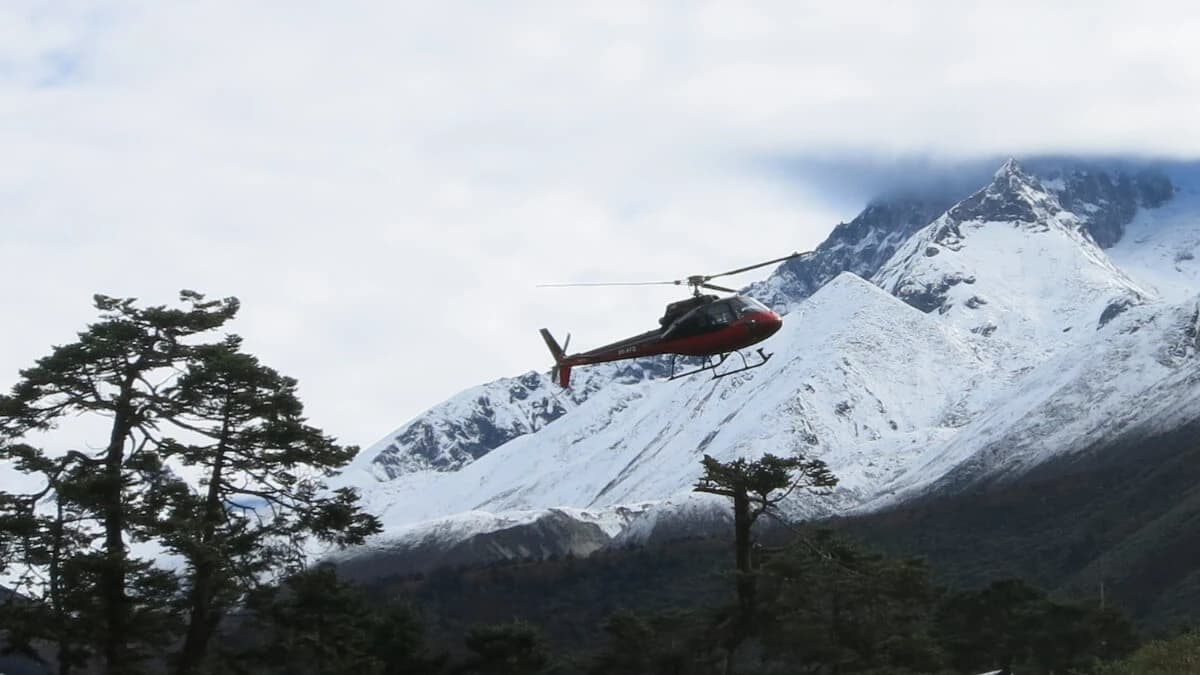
left=540, top=328, right=573, bottom=387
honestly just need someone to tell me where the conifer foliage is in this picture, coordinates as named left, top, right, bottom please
left=459, top=620, right=552, bottom=675
left=160, top=336, right=380, bottom=673
left=757, top=530, right=946, bottom=672
left=0, top=292, right=380, bottom=674
left=241, top=563, right=440, bottom=675
left=693, top=452, right=837, bottom=673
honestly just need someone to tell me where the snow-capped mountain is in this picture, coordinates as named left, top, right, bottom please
left=329, top=158, right=1200, bottom=574
left=351, top=359, right=669, bottom=480
left=876, top=160, right=1152, bottom=371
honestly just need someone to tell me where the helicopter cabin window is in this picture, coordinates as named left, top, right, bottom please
left=706, top=302, right=735, bottom=326
left=665, top=311, right=706, bottom=338
left=664, top=301, right=734, bottom=339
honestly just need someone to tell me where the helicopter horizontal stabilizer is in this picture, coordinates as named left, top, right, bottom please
left=539, top=328, right=573, bottom=387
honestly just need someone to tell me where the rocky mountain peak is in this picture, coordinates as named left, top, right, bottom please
left=945, top=158, right=1062, bottom=226
left=745, top=193, right=957, bottom=311
left=748, top=159, right=1175, bottom=313
left=875, top=157, right=1151, bottom=365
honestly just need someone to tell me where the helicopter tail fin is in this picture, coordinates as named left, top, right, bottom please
left=539, top=328, right=572, bottom=387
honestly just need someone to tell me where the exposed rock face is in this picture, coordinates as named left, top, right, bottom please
left=1044, top=165, right=1175, bottom=247
left=893, top=272, right=977, bottom=315
left=372, top=372, right=568, bottom=477
left=948, top=158, right=1061, bottom=225
left=332, top=509, right=624, bottom=580
left=746, top=195, right=957, bottom=311
left=359, top=360, right=671, bottom=480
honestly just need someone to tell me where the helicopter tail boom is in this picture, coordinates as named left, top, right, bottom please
left=539, top=328, right=572, bottom=387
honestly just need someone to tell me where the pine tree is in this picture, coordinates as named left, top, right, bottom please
left=242, top=563, right=380, bottom=674
left=0, top=291, right=381, bottom=674
left=459, top=620, right=550, bottom=675
left=757, top=530, right=946, bottom=673
left=589, top=608, right=711, bottom=675
left=369, top=602, right=446, bottom=675
left=693, top=452, right=837, bottom=672
left=0, top=446, right=108, bottom=675
left=937, top=578, right=1138, bottom=674
left=0, top=291, right=239, bottom=673
left=157, top=336, right=381, bottom=674
left=239, top=564, right=442, bottom=675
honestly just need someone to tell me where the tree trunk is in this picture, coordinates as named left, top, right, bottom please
left=101, top=379, right=136, bottom=674
left=177, top=561, right=216, bottom=674
left=50, top=498, right=72, bottom=675
left=177, top=401, right=232, bottom=675
left=725, top=491, right=756, bottom=675
left=733, top=492, right=755, bottom=620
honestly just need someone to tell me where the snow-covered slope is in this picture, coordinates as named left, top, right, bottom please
left=876, top=160, right=1151, bottom=371
left=346, top=359, right=667, bottom=480
left=1108, top=177, right=1200, bottom=302
left=330, top=158, right=1200, bottom=573
left=340, top=273, right=988, bottom=527
left=862, top=292, right=1200, bottom=509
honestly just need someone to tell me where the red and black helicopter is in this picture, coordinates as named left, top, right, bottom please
left=538, top=252, right=804, bottom=387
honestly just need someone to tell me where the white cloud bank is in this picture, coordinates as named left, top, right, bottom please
left=1, top=1, right=1198, bottom=447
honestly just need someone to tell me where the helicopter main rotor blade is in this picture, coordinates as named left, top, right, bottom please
left=704, top=251, right=808, bottom=281
left=537, top=250, right=811, bottom=293
left=536, top=280, right=682, bottom=288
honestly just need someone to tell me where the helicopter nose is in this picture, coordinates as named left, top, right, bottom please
left=749, top=310, right=783, bottom=339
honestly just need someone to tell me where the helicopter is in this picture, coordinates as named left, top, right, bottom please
left=538, top=252, right=806, bottom=387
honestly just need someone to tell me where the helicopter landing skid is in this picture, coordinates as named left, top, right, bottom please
left=668, top=348, right=773, bottom=381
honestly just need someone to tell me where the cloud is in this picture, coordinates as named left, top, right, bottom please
left=1, top=2, right=1198, bottom=448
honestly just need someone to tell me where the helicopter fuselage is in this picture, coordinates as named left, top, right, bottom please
left=539, top=294, right=782, bottom=387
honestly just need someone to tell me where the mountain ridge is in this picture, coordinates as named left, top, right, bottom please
left=356, top=159, right=1176, bottom=486
left=325, top=157, right=1200, bottom=576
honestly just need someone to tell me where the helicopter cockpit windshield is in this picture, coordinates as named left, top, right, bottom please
left=729, top=296, right=771, bottom=316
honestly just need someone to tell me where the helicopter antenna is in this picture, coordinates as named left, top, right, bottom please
left=536, top=251, right=808, bottom=297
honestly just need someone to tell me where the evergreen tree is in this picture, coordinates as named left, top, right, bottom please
left=0, top=292, right=382, bottom=674
left=693, top=452, right=837, bottom=672
left=458, top=620, right=550, bottom=675
left=937, top=578, right=1137, bottom=674
left=589, top=608, right=712, bottom=675
left=757, top=530, right=946, bottom=673
left=1096, top=630, right=1200, bottom=674
left=0, top=292, right=238, bottom=673
left=157, top=336, right=380, bottom=674
left=0, top=446, right=99, bottom=674
left=239, top=564, right=443, bottom=675
left=369, top=602, right=446, bottom=675
left=241, top=563, right=380, bottom=674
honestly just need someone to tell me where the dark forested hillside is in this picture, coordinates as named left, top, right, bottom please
left=357, top=418, right=1200, bottom=660
left=366, top=539, right=732, bottom=653
left=842, top=418, right=1200, bottom=633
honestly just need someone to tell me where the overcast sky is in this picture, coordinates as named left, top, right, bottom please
left=3, top=1, right=1200, bottom=450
